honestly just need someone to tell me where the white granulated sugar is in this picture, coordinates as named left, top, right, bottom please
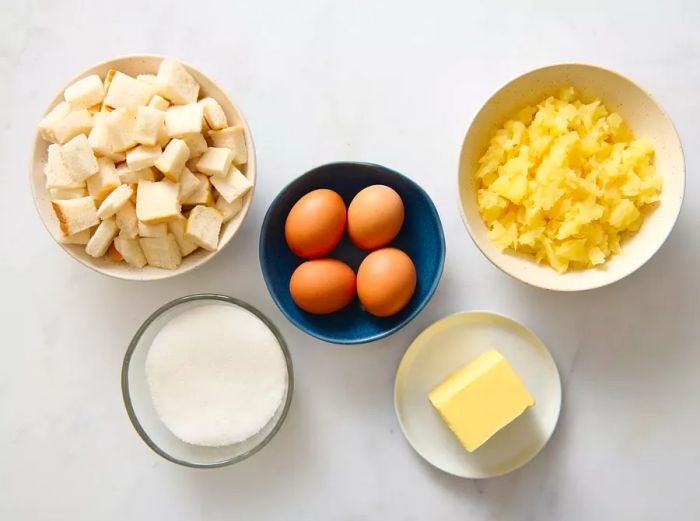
left=145, top=303, right=288, bottom=447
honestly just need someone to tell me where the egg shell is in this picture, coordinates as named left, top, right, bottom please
left=357, top=248, right=416, bottom=317
left=289, top=258, right=356, bottom=314
left=285, top=189, right=346, bottom=258
left=347, top=185, right=404, bottom=250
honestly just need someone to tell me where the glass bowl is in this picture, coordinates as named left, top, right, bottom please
left=121, top=294, right=293, bottom=468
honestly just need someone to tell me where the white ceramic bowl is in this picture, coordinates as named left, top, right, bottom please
left=458, top=64, right=685, bottom=291
left=30, top=54, right=256, bottom=281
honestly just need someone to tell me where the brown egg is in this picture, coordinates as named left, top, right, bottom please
left=289, top=259, right=356, bottom=314
left=285, top=189, right=346, bottom=258
left=347, top=185, right=404, bottom=250
left=357, top=248, right=416, bottom=317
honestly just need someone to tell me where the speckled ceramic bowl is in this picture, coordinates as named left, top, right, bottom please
left=458, top=63, right=685, bottom=291
left=260, top=162, right=445, bottom=345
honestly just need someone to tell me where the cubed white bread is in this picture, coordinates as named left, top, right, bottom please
left=136, top=180, right=181, bottom=224
left=115, top=200, right=138, bottom=238
left=87, top=157, right=120, bottom=201
left=39, top=106, right=92, bottom=145
left=60, top=228, right=92, bottom=245
left=156, top=59, right=199, bottom=105
left=61, top=134, right=99, bottom=182
left=117, top=163, right=156, bottom=184
left=165, top=103, right=204, bottom=137
left=139, top=234, right=182, bottom=269
left=39, top=102, right=71, bottom=143
left=181, top=173, right=212, bottom=206
left=104, top=71, right=157, bottom=109
left=51, top=196, right=98, bottom=236
left=96, top=183, right=133, bottom=219
left=208, top=125, right=247, bottom=164
left=50, top=187, right=88, bottom=200
left=198, top=97, right=228, bottom=130
left=105, top=107, right=137, bottom=152
left=181, top=132, right=208, bottom=158
left=148, top=95, right=170, bottom=111
left=138, top=220, right=167, bottom=238
left=185, top=205, right=223, bottom=251
left=196, top=147, right=233, bottom=177
left=167, top=214, right=198, bottom=256
left=113, top=235, right=147, bottom=268
left=210, top=166, right=252, bottom=203
left=45, top=144, right=83, bottom=189
left=178, top=167, right=200, bottom=202
left=126, top=145, right=162, bottom=170
left=85, top=218, right=118, bottom=258
left=215, top=195, right=243, bottom=222
left=64, top=75, right=104, bottom=109
left=133, top=106, right=166, bottom=146
left=154, top=138, right=190, bottom=181
left=88, top=113, right=126, bottom=162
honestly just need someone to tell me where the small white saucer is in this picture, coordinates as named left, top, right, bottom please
left=394, top=311, right=562, bottom=478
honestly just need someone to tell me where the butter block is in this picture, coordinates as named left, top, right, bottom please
left=428, top=349, right=534, bottom=452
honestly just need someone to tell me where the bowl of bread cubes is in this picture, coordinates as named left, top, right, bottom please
left=30, top=54, right=255, bottom=280
left=458, top=63, right=684, bottom=291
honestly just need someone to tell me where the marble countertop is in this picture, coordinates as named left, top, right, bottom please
left=3, top=0, right=699, bottom=518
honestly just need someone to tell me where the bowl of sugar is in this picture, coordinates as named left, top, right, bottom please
left=122, top=294, right=293, bottom=468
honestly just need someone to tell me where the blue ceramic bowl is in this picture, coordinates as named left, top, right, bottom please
left=260, top=162, right=445, bottom=345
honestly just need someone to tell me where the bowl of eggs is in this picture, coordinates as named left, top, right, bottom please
left=260, top=162, right=445, bottom=345
left=458, top=63, right=685, bottom=291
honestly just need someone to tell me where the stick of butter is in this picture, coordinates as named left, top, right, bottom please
left=428, top=349, right=535, bottom=452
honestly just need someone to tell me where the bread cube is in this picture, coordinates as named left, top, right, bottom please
left=88, top=112, right=126, bottom=161
left=198, top=97, right=228, bottom=130
left=60, top=228, right=92, bottom=245
left=154, top=138, right=190, bottom=181
left=117, top=163, right=156, bottom=184
left=114, top=235, right=147, bottom=268
left=165, top=103, right=204, bottom=137
left=215, top=195, right=243, bottom=222
left=178, top=167, right=200, bottom=202
left=148, top=95, right=170, bottom=111
left=45, top=144, right=83, bottom=189
left=126, top=145, right=162, bottom=170
left=39, top=102, right=71, bottom=143
left=133, top=106, right=166, bottom=146
left=167, top=214, right=198, bottom=256
left=96, top=183, right=133, bottom=219
left=115, top=200, right=138, bottom=238
left=104, top=71, right=157, bottom=109
left=181, top=173, right=212, bottom=206
left=52, top=196, right=98, bottom=236
left=208, top=125, right=247, bottom=164
left=48, top=107, right=94, bottom=145
left=65, top=74, right=104, bottom=109
left=156, top=58, right=199, bottom=105
left=105, top=107, right=137, bottom=152
left=210, top=166, right=252, bottom=203
left=136, top=180, right=181, bottom=224
left=185, top=205, right=223, bottom=251
left=50, top=187, right=88, bottom=200
left=87, top=157, right=120, bottom=201
left=196, top=147, right=233, bottom=177
left=61, top=134, right=99, bottom=182
left=181, top=132, right=207, bottom=158
left=139, top=234, right=182, bottom=269
left=85, top=218, right=119, bottom=258
left=138, top=221, right=167, bottom=238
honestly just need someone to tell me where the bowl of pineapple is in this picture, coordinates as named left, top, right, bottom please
left=458, top=63, right=684, bottom=291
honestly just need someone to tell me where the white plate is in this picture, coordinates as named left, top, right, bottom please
left=394, top=311, right=561, bottom=478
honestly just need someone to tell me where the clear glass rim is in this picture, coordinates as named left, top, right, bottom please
left=121, top=293, right=294, bottom=469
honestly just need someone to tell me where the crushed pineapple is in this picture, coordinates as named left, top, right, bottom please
left=475, top=87, right=662, bottom=273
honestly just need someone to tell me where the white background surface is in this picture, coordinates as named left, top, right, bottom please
left=2, top=0, right=699, bottom=519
